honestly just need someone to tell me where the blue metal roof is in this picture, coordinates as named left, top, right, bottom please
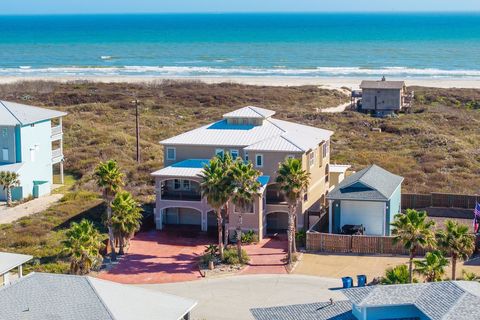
left=257, top=175, right=270, bottom=187
left=170, top=159, right=210, bottom=168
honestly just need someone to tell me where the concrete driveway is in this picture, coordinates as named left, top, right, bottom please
left=98, top=229, right=288, bottom=284
left=143, top=274, right=345, bottom=320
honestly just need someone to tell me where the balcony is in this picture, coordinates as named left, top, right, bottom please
left=161, top=190, right=201, bottom=202
left=265, top=185, right=288, bottom=205
left=51, top=125, right=63, bottom=141
left=51, top=148, right=63, bottom=164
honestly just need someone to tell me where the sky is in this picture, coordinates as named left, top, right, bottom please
left=1, top=0, right=480, bottom=15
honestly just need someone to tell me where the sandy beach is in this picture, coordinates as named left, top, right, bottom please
left=1, top=76, right=480, bottom=89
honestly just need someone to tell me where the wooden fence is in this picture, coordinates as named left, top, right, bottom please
left=402, top=193, right=479, bottom=210
left=306, top=232, right=428, bottom=256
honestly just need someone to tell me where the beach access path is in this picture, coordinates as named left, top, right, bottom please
left=0, top=193, right=63, bottom=224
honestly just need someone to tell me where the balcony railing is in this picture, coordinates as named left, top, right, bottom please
left=161, top=191, right=201, bottom=202
left=266, top=190, right=288, bottom=205
left=51, top=125, right=62, bottom=136
left=52, top=148, right=63, bottom=159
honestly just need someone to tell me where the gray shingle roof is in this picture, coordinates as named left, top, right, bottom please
left=0, top=100, right=67, bottom=126
left=327, top=164, right=404, bottom=201
left=342, top=281, right=480, bottom=320
left=251, top=300, right=355, bottom=320
left=0, top=273, right=196, bottom=320
left=360, top=80, right=405, bottom=90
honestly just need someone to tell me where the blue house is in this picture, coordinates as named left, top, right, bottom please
left=0, top=101, right=66, bottom=201
left=326, top=164, right=403, bottom=236
left=251, top=281, right=480, bottom=320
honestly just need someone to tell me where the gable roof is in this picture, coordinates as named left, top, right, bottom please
left=161, top=107, right=333, bottom=152
left=0, top=273, right=196, bottom=320
left=360, top=80, right=405, bottom=90
left=251, top=300, right=354, bottom=320
left=327, top=164, right=404, bottom=201
left=342, top=281, right=480, bottom=320
left=0, top=252, right=32, bottom=275
left=0, top=100, right=67, bottom=126
left=223, top=106, right=275, bottom=119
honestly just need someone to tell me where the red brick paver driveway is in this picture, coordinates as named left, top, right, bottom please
left=98, top=229, right=288, bottom=284
left=242, top=235, right=288, bottom=275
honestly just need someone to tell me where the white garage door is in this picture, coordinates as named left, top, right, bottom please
left=341, top=201, right=385, bottom=235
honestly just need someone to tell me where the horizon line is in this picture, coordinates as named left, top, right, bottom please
left=1, top=11, right=480, bottom=16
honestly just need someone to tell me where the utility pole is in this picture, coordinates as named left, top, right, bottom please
left=133, top=99, right=141, bottom=163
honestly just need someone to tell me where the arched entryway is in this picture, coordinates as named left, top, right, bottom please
left=163, top=207, right=202, bottom=231
left=266, top=212, right=289, bottom=234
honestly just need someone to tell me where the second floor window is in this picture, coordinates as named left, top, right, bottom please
left=323, top=140, right=329, bottom=158
left=308, top=151, right=315, bottom=167
left=215, top=149, right=224, bottom=157
left=2, top=128, right=7, bottom=137
left=166, top=147, right=176, bottom=161
left=245, top=152, right=249, bottom=162
left=230, top=149, right=239, bottom=159
left=2, top=148, right=8, bottom=161
left=256, top=154, right=263, bottom=167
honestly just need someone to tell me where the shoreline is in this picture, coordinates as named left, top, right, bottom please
left=1, top=76, right=480, bottom=89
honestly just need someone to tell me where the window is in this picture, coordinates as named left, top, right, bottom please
left=166, top=147, right=176, bottom=161
left=2, top=148, right=8, bottom=161
left=287, top=155, right=295, bottom=160
left=230, top=149, right=239, bottom=159
left=255, top=154, right=263, bottom=167
left=2, top=128, right=7, bottom=137
left=323, top=140, right=329, bottom=158
left=325, top=164, right=330, bottom=183
left=174, top=179, right=181, bottom=190
left=215, top=148, right=224, bottom=157
left=244, top=152, right=249, bottom=162
left=308, top=151, right=315, bottom=167
left=182, top=180, right=191, bottom=190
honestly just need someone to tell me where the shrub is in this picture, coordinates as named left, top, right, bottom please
left=241, top=230, right=258, bottom=244
left=295, top=229, right=306, bottom=248
left=222, top=247, right=250, bottom=265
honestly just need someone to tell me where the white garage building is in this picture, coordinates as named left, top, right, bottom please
left=326, top=164, right=404, bottom=236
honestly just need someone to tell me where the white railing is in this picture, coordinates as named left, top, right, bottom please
left=52, top=148, right=63, bottom=159
left=51, top=125, right=62, bottom=136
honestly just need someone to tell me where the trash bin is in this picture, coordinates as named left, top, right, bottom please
left=357, top=275, right=367, bottom=287
left=342, top=276, right=353, bottom=288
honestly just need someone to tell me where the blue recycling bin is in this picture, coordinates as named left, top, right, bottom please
left=342, top=276, right=353, bottom=288
left=357, top=275, right=367, bottom=287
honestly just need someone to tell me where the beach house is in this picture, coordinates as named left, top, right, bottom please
left=358, top=78, right=413, bottom=117
left=151, top=106, right=333, bottom=240
left=0, top=273, right=196, bottom=320
left=326, top=164, right=403, bottom=236
left=252, top=281, right=480, bottom=320
left=0, top=101, right=66, bottom=201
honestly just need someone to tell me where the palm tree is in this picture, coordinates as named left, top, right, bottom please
left=111, top=191, right=142, bottom=255
left=414, top=250, right=449, bottom=282
left=381, top=264, right=411, bottom=285
left=230, top=158, right=261, bottom=260
left=436, top=219, right=475, bottom=280
left=275, top=158, right=310, bottom=265
left=199, top=154, right=233, bottom=260
left=391, top=209, right=436, bottom=283
left=0, top=171, right=20, bottom=207
left=94, top=160, right=124, bottom=261
left=62, top=219, right=104, bottom=275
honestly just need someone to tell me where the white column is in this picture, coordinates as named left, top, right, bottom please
left=383, top=202, right=387, bottom=235
left=18, top=265, right=23, bottom=278
left=60, top=161, right=64, bottom=185
left=328, top=200, right=333, bottom=233
left=3, top=272, right=10, bottom=286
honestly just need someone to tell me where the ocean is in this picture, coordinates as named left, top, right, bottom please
left=0, top=13, right=479, bottom=79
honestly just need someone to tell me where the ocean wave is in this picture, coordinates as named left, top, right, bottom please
left=2, top=66, right=480, bottom=78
